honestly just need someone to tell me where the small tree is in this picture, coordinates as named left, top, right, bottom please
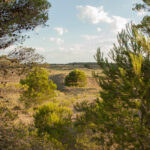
left=8, top=47, right=44, bottom=65
left=20, top=67, right=57, bottom=107
left=0, top=47, right=44, bottom=76
left=65, top=69, right=87, bottom=87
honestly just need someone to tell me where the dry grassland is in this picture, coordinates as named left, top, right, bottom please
left=0, top=64, right=101, bottom=124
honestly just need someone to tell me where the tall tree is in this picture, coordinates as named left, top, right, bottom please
left=0, top=0, right=51, bottom=49
left=75, top=24, right=150, bottom=150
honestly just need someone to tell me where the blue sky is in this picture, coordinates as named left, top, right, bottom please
left=5, top=0, right=146, bottom=64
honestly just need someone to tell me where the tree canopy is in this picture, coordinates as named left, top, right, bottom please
left=0, top=0, right=51, bottom=49
left=0, top=47, right=44, bottom=76
left=134, top=0, right=150, bottom=34
left=8, top=46, right=44, bottom=64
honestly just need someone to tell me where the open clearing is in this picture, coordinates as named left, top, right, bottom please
left=0, top=64, right=101, bottom=124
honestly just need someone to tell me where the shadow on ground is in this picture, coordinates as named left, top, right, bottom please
left=49, top=74, right=66, bottom=91
left=49, top=74, right=99, bottom=95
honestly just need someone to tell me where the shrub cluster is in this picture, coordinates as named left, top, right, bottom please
left=84, top=64, right=90, bottom=69
left=34, top=102, right=73, bottom=149
left=20, top=67, right=57, bottom=107
left=34, top=102, right=72, bottom=136
left=65, top=69, right=87, bottom=87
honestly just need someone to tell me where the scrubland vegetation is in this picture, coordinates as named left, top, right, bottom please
left=65, top=69, right=87, bottom=87
left=1, top=0, right=150, bottom=150
left=20, top=67, right=57, bottom=107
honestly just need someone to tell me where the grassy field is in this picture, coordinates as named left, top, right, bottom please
left=0, top=64, right=101, bottom=125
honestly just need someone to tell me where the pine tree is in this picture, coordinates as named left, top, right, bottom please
left=75, top=24, right=150, bottom=150
left=0, top=0, right=51, bottom=49
left=134, top=0, right=150, bottom=34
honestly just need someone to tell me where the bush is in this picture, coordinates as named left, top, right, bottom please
left=34, top=102, right=73, bottom=148
left=84, top=64, right=90, bottom=69
left=65, top=69, right=87, bottom=87
left=0, top=101, right=64, bottom=150
left=0, top=124, right=65, bottom=150
left=34, top=102, right=72, bottom=137
left=20, top=67, right=57, bottom=107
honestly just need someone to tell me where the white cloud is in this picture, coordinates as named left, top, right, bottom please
left=43, top=33, right=118, bottom=63
left=137, top=10, right=147, bottom=16
left=69, top=44, right=83, bottom=53
left=36, top=47, right=45, bottom=53
left=54, top=27, right=68, bottom=35
left=35, top=26, right=41, bottom=32
left=81, top=34, right=99, bottom=40
left=77, top=5, right=129, bottom=34
left=42, top=37, right=46, bottom=41
left=111, top=16, right=129, bottom=33
left=97, top=28, right=102, bottom=32
left=49, top=37, right=64, bottom=45
left=58, top=47, right=65, bottom=51
left=77, top=5, right=113, bottom=24
left=0, top=45, right=16, bottom=55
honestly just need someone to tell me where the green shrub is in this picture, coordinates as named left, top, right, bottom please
left=65, top=69, right=87, bottom=87
left=34, top=102, right=72, bottom=137
left=34, top=102, right=73, bottom=148
left=20, top=67, right=57, bottom=107
left=84, top=64, right=90, bottom=69
left=0, top=124, right=65, bottom=150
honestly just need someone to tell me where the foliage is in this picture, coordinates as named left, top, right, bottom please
left=20, top=67, right=57, bottom=107
left=0, top=87, right=63, bottom=150
left=0, top=102, right=18, bottom=125
left=74, top=24, right=150, bottom=149
left=133, top=0, right=150, bottom=11
left=34, top=102, right=73, bottom=149
left=8, top=46, right=44, bottom=65
left=74, top=133, right=101, bottom=150
left=0, top=55, right=13, bottom=76
left=0, top=47, right=44, bottom=76
left=84, top=64, right=90, bottom=69
left=65, top=69, right=87, bottom=87
left=0, top=0, right=51, bottom=49
left=133, top=0, right=150, bottom=34
left=0, top=123, right=65, bottom=150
